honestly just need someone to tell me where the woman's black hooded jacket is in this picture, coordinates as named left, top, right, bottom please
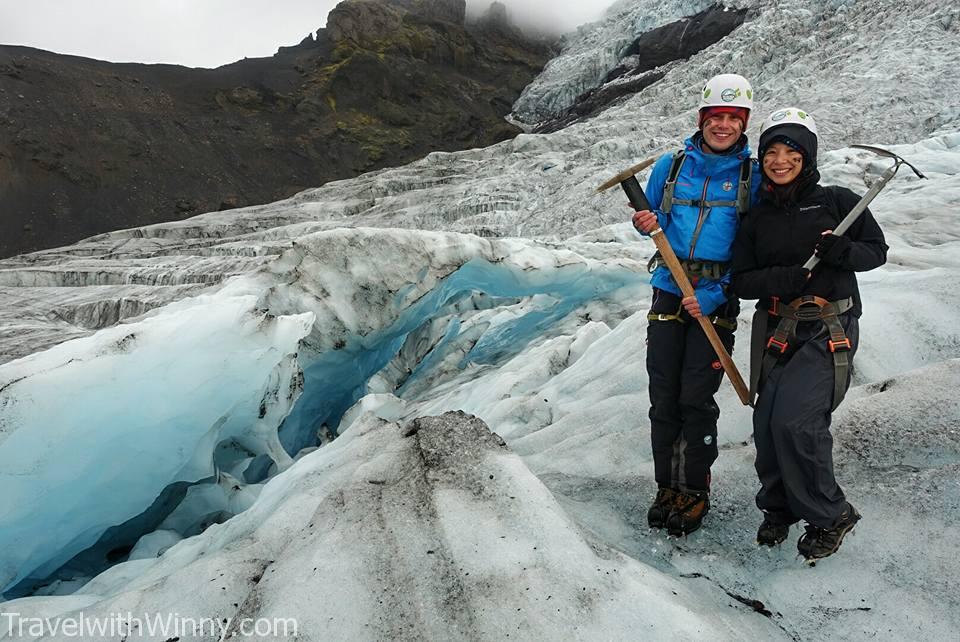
left=730, top=174, right=888, bottom=317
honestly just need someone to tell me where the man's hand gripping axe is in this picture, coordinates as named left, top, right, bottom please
left=597, top=158, right=751, bottom=405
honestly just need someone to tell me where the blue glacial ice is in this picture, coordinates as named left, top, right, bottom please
left=0, top=229, right=643, bottom=597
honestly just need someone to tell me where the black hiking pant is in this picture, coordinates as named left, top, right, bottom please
left=647, top=288, right=737, bottom=493
left=753, top=314, right=859, bottom=528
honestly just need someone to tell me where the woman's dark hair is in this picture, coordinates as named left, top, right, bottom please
left=758, top=126, right=818, bottom=167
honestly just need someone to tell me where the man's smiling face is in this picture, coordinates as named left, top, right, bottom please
left=701, top=112, right=744, bottom=153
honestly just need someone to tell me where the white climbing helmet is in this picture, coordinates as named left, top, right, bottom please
left=700, top=73, right=754, bottom=112
left=759, top=107, right=818, bottom=137
left=759, top=107, right=819, bottom=166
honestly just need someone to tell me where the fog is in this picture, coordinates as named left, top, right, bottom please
left=465, top=0, right=613, bottom=36
left=0, top=0, right=616, bottom=69
left=0, top=0, right=337, bottom=68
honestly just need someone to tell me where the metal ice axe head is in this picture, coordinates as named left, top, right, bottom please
left=851, top=144, right=926, bottom=180
left=596, top=157, right=657, bottom=211
left=802, top=144, right=926, bottom=271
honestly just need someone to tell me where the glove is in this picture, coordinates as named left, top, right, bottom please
left=815, top=233, right=852, bottom=267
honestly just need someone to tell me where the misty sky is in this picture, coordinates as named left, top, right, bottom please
left=0, top=0, right=613, bottom=69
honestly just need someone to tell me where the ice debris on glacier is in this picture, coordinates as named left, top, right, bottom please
left=0, top=228, right=644, bottom=598
left=0, top=0, right=959, bottom=636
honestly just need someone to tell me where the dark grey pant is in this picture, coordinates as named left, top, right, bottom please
left=647, top=289, right=736, bottom=493
left=753, top=315, right=858, bottom=528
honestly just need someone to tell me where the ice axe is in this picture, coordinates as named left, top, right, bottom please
left=803, top=144, right=926, bottom=271
left=597, top=159, right=751, bottom=406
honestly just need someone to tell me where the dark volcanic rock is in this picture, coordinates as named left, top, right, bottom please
left=0, top=0, right=553, bottom=258
left=476, top=2, right=510, bottom=32
left=535, top=4, right=747, bottom=134
left=609, top=4, right=748, bottom=82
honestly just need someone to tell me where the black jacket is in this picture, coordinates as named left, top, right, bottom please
left=731, top=183, right=888, bottom=317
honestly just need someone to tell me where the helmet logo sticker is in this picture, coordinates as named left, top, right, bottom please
left=722, top=181, right=734, bottom=192
left=721, top=88, right=740, bottom=102
left=771, top=110, right=789, bottom=121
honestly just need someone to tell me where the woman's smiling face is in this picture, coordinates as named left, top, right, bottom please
left=763, top=142, right=804, bottom=185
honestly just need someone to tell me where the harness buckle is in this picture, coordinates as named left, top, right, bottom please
left=712, top=316, right=737, bottom=331
left=829, top=338, right=852, bottom=353
left=793, top=296, right=829, bottom=321
left=648, top=312, right=683, bottom=323
left=795, top=305, right=825, bottom=321
left=766, top=337, right=789, bottom=354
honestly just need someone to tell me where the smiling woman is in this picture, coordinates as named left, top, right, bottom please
left=731, top=107, right=888, bottom=561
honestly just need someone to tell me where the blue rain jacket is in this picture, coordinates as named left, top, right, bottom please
left=644, top=133, right=760, bottom=316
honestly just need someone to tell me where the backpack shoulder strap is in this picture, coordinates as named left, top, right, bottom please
left=660, top=150, right=687, bottom=215
left=736, top=157, right=753, bottom=216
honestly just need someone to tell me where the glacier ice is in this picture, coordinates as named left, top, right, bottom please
left=3, top=129, right=960, bottom=629
left=255, top=229, right=643, bottom=453
left=0, top=228, right=646, bottom=597
left=0, top=295, right=313, bottom=594
left=0, top=412, right=789, bottom=640
left=512, top=0, right=722, bottom=123
left=0, top=0, right=959, bottom=636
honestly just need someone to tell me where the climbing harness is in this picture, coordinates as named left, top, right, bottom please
left=749, top=295, right=854, bottom=410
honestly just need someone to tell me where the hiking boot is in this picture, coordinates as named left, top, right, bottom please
left=757, top=516, right=792, bottom=547
left=666, top=491, right=710, bottom=536
left=647, top=488, right=679, bottom=529
left=797, top=503, right=861, bottom=560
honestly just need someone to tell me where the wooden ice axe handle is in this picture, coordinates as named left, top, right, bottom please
left=622, top=175, right=751, bottom=406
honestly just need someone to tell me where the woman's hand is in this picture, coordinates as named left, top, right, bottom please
left=632, top=209, right=659, bottom=234
left=816, top=229, right=852, bottom=266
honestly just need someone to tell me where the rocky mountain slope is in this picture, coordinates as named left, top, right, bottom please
left=0, top=0, right=553, bottom=258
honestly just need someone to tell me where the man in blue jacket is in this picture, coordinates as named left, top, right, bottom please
left=632, top=73, right=760, bottom=536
